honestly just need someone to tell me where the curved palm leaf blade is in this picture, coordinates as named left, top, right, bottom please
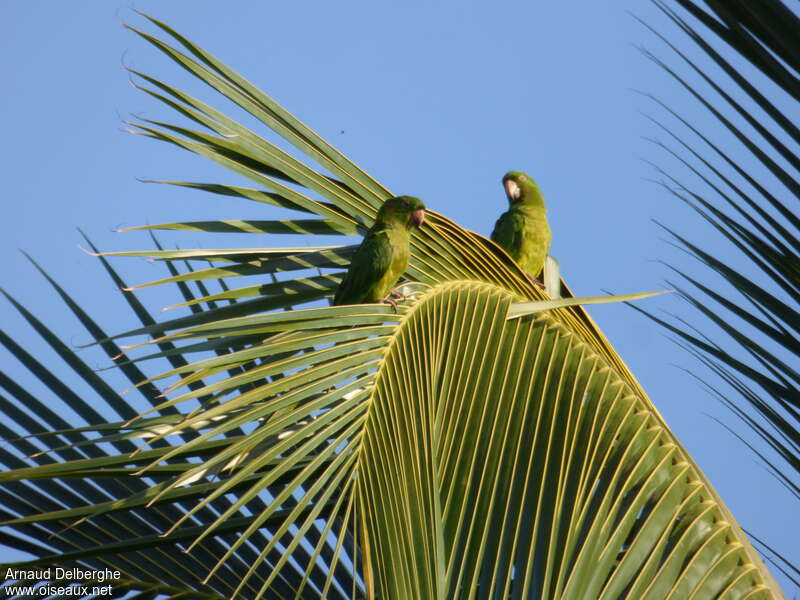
left=639, top=1, right=800, bottom=515
left=359, top=280, right=780, bottom=599
left=3, top=278, right=783, bottom=599
left=0, top=12, right=786, bottom=600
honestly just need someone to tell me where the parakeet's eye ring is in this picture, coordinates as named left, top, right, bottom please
left=401, top=197, right=411, bottom=208
left=519, top=174, right=527, bottom=182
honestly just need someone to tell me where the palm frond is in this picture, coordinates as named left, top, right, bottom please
left=640, top=0, right=799, bottom=531
left=0, top=12, right=786, bottom=599
left=638, top=0, right=799, bottom=587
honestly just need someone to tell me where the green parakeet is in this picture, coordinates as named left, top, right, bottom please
left=490, top=171, right=552, bottom=280
left=333, top=195, right=426, bottom=310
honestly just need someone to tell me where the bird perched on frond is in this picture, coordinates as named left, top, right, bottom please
left=490, top=170, right=551, bottom=283
left=333, top=195, right=426, bottom=311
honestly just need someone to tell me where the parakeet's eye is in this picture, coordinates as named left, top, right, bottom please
left=519, top=174, right=527, bottom=182
left=402, top=197, right=411, bottom=208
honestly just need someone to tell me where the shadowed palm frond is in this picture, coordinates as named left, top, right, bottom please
left=637, top=0, right=799, bottom=588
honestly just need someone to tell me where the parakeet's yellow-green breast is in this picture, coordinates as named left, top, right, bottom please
left=333, top=196, right=426, bottom=306
left=490, top=171, right=551, bottom=279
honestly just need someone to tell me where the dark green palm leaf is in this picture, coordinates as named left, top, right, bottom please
left=642, top=0, right=799, bottom=495
left=639, top=0, right=799, bottom=586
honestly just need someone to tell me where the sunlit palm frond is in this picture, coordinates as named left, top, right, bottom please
left=0, top=12, right=786, bottom=599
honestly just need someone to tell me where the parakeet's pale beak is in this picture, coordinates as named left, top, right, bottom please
left=504, top=179, right=521, bottom=203
left=410, top=208, right=425, bottom=228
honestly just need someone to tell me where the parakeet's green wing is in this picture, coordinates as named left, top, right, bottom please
left=333, top=229, right=394, bottom=305
left=490, top=210, right=525, bottom=258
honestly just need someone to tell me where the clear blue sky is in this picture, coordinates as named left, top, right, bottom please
left=2, top=1, right=796, bottom=592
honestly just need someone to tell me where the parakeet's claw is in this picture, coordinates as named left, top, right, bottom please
left=380, top=297, right=399, bottom=313
left=389, top=288, right=406, bottom=300
left=528, top=274, right=545, bottom=288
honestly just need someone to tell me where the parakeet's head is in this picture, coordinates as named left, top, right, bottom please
left=502, top=171, right=544, bottom=206
left=377, top=196, right=426, bottom=229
